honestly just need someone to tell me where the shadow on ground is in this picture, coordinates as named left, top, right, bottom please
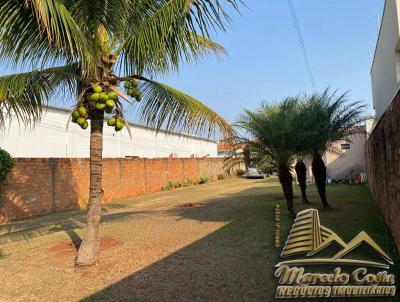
left=80, top=183, right=398, bottom=302
left=82, top=187, right=280, bottom=301
left=1, top=178, right=397, bottom=302
left=0, top=210, right=152, bottom=247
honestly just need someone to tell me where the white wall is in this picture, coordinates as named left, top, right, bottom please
left=0, top=107, right=218, bottom=158
left=365, top=117, right=377, bottom=139
left=371, top=0, right=400, bottom=120
left=324, top=133, right=366, bottom=180
left=304, top=130, right=366, bottom=183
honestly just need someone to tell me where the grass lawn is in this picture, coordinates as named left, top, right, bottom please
left=0, top=177, right=398, bottom=301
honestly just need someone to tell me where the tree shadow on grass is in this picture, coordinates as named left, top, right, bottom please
left=0, top=210, right=152, bottom=248
left=80, top=185, right=398, bottom=302
left=81, top=192, right=279, bottom=301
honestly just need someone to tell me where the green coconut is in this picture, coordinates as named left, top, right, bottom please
left=72, top=110, right=80, bottom=119
left=115, top=120, right=124, bottom=130
left=78, top=107, right=88, bottom=118
left=131, top=79, right=139, bottom=88
left=127, top=89, right=135, bottom=96
left=99, top=92, right=108, bottom=101
left=81, top=121, right=89, bottom=129
left=106, top=100, right=115, bottom=108
left=77, top=117, right=86, bottom=127
left=95, top=103, right=106, bottom=110
left=105, top=107, right=113, bottom=114
left=92, top=85, right=102, bottom=93
left=107, top=91, right=118, bottom=101
left=124, top=81, right=131, bottom=89
left=134, top=90, right=142, bottom=102
left=72, top=117, right=78, bottom=123
left=90, top=93, right=100, bottom=102
left=107, top=117, right=116, bottom=126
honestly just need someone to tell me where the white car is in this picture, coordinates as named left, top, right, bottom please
left=247, top=167, right=264, bottom=179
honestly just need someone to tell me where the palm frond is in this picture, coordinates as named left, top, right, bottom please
left=138, top=79, right=234, bottom=138
left=238, top=98, right=306, bottom=166
left=300, top=89, right=365, bottom=154
left=117, top=0, right=234, bottom=75
left=0, top=65, right=79, bottom=128
left=0, top=0, right=96, bottom=75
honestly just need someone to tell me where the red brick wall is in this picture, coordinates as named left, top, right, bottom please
left=366, top=91, right=400, bottom=251
left=0, top=157, right=225, bottom=223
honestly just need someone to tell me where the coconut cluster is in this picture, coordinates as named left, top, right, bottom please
left=71, top=84, right=125, bottom=132
left=71, top=106, right=89, bottom=129
left=124, top=80, right=142, bottom=102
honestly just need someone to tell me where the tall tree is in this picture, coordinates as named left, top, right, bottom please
left=0, top=0, right=240, bottom=266
left=239, top=99, right=307, bottom=216
left=301, top=90, right=364, bottom=209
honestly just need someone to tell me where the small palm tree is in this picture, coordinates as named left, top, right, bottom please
left=0, top=0, right=240, bottom=266
left=223, top=142, right=252, bottom=175
left=301, top=90, right=364, bottom=208
left=239, top=98, right=307, bottom=215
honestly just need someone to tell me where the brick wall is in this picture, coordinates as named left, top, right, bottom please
left=0, top=157, right=225, bottom=223
left=366, top=91, right=400, bottom=251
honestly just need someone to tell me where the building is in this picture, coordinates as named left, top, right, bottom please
left=367, top=0, right=400, bottom=250
left=304, top=126, right=367, bottom=184
left=371, top=0, right=400, bottom=121
left=216, top=134, right=367, bottom=182
left=0, top=106, right=218, bottom=158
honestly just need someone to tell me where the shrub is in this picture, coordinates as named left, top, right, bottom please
left=168, top=180, right=179, bottom=188
left=178, top=179, right=185, bottom=187
left=236, top=169, right=246, bottom=176
left=161, top=185, right=169, bottom=191
left=187, top=178, right=193, bottom=185
left=218, top=174, right=225, bottom=180
left=0, top=148, right=14, bottom=182
left=198, top=175, right=209, bottom=184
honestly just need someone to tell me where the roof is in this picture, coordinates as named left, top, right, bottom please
left=45, top=105, right=217, bottom=143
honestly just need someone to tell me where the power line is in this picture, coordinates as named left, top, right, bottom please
left=287, top=0, right=317, bottom=93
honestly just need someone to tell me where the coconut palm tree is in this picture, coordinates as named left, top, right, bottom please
left=301, top=90, right=364, bottom=209
left=239, top=98, right=307, bottom=216
left=0, top=0, right=240, bottom=266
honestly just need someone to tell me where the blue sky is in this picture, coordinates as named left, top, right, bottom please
left=0, top=0, right=384, bottom=126
left=156, top=0, right=384, bottom=123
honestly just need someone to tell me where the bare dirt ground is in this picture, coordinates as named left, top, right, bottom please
left=0, top=178, right=396, bottom=301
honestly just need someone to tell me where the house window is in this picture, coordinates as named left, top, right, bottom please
left=340, top=143, right=351, bottom=150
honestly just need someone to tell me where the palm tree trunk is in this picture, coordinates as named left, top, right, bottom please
left=75, top=109, right=104, bottom=266
left=295, top=160, right=310, bottom=203
left=278, top=163, right=295, bottom=216
left=311, top=152, right=331, bottom=209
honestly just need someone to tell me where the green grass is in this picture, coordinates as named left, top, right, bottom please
left=0, top=177, right=398, bottom=301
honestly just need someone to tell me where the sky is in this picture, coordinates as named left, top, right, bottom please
left=155, top=0, right=384, bottom=123
left=0, top=0, right=385, bottom=127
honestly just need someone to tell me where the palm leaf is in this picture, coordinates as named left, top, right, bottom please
left=0, top=0, right=96, bottom=75
left=138, top=79, right=233, bottom=138
left=0, top=65, right=79, bottom=128
left=118, top=0, right=229, bottom=75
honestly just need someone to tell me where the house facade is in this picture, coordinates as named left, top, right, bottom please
left=304, top=127, right=367, bottom=184
left=367, top=0, right=400, bottom=250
